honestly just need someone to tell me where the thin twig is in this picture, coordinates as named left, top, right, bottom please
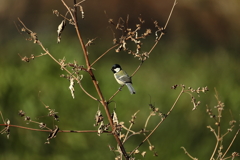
left=148, top=0, right=177, bottom=56
left=163, top=0, right=177, bottom=30
left=108, top=85, right=124, bottom=102
left=18, top=18, right=98, bottom=102
left=129, top=86, right=184, bottom=156
left=222, top=128, right=240, bottom=158
left=0, top=124, right=111, bottom=133
left=18, top=19, right=76, bottom=76
left=61, top=0, right=90, bottom=67
left=210, top=90, right=223, bottom=160
left=0, top=124, right=50, bottom=132
left=181, top=147, right=198, bottom=160
left=74, top=0, right=85, bottom=7
left=91, top=44, right=119, bottom=67
left=131, top=61, right=144, bottom=77
left=78, top=81, right=98, bottom=101
left=17, top=18, right=33, bottom=33
left=142, top=112, right=155, bottom=146
left=0, top=111, right=5, bottom=124
left=123, top=110, right=140, bottom=143
left=122, top=130, right=144, bottom=143
left=210, top=140, right=219, bottom=160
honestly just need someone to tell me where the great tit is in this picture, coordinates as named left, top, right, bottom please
left=111, top=64, right=136, bottom=94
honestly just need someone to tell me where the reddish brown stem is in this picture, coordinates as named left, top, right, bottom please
left=61, top=0, right=129, bottom=159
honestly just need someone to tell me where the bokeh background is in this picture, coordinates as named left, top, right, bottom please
left=0, top=0, right=239, bottom=159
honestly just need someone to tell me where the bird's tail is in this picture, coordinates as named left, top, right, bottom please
left=126, top=83, right=136, bottom=94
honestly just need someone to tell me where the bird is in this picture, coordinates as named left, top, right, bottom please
left=111, top=64, right=136, bottom=94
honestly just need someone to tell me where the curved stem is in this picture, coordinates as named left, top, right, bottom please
left=210, top=140, right=219, bottom=160
left=148, top=0, right=177, bottom=56
left=108, top=85, right=123, bottom=102
left=131, top=61, right=143, bottom=77
left=91, top=44, right=119, bottom=67
left=222, top=128, right=240, bottom=158
left=129, top=86, right=184, bottom=156
left=78, top=81, right=98, bottom=101
left=123, top=110, right=140, bottom=143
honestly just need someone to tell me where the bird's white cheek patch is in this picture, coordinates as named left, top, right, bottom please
left=114, top=68, right=120, bottom=73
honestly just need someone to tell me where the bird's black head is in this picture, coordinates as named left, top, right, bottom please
left=111, top=64, right=122, bottom=73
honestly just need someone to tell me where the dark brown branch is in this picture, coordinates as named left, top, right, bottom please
left=61, top=0, right=129, bottom=159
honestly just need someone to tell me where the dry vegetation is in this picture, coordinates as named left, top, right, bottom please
left=0, top=0, right=239, bottom=160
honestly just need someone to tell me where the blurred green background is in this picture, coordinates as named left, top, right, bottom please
left=0, top=0, right=239, bottom=159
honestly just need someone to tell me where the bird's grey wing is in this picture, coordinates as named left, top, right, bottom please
left=117, top=75, right=132, bottom=83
